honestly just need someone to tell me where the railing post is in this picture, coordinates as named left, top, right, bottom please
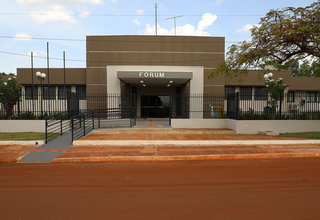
left=169, top=94, right=172, bottom=126
left=84, top=114, right=86, bottom=136
left=71, top=118, right=74, bottom=144
left=236, top=92, right=239, bottom=120
left=17, top=91, right=20, bottom=119
left=279, top=92, right=282, bottom=119
left=45, top=118, right=48, bottom=144
left=92, top=111, right=94, bottom=130
left=60, top=114, right=63, bottom=136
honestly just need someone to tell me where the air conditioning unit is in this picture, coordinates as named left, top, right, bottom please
left=290, top=103, right=299, bottom=111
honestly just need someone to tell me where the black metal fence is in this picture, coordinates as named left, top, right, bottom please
left=227, top=92, right=320, bottom=120
left=170, top=94, right=226, bottom=119
left=169, top=92, right=320, bottom=120
left=0, top=92, right=135, bottom=120
left=70, top=107, right=136, bottom=142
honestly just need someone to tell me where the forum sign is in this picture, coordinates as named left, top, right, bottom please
left=139, top=72, right=164, bottom=78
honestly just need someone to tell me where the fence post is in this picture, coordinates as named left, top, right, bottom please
left=84, top=114, right=86, bottom=136
left=279, top=92, right=282, bottom=119
left=17, top=91, right=20, bottom=119
left=169, top=94, right=172, bottom=126
left=45, top=118, right=48, bottom=144
left=60, top=114, right=63, bottom=136
left=92, top=111, right=94, bottom=130
left=236, top=92, right=239, bottom=120
left=71, top=118, right=74, bottom=144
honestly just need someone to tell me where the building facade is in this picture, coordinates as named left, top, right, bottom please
left=16, top=35, right=320, bottom=118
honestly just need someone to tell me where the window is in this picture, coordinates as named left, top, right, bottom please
left=25, top=86, right=38, bottom=100
left=225, top=87, right=235, bottom=100
left=240, top=87, right=252, bottom=100
left=254, top=87, right=267, bottom=100
left=306, top=92, right=319, bottom=103
left=76, top=86, right=86, bottom=100
left=43, top=86, right=56, bottom=100
left=58, top=86, right=71, bottom=100
left=287, top=91, right=295, bottom=102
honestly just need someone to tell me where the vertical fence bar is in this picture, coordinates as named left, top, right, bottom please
left=45, top=118, right=48, bottom=144
left=84, top=113, right=86, bottom=136
left=71, top=118, right=74, bottom=144
left=60, top=114, right=63, bottom=136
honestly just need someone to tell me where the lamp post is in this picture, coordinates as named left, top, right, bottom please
left=36, top=71, right=46, bottom=117
left=264, top=72, right=273, bottom=80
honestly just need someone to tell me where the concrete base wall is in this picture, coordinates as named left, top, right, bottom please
left=171, top=119, right=320, bottom=134
left=0, top=120, right=45, bottom=132
left=171, top=119, right=227, bottom=129
left=234, top=120, right=320, bottom=134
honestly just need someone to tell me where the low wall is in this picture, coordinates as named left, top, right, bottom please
left=171, top=119, right=227, bottom=129
left=235, top=120, right=320, bottom=134
left=171, top=119, right=320, bottom=134
left=0, top=120, right=45, bottom=132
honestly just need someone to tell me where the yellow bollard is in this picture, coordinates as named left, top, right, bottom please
left=217, top=106, right=222, bottom=118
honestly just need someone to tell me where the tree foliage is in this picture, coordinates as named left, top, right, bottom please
left=283, top=59, right=320, bottom=77
left=0, top=75, right=21, bottom=120
left=208, top=1, right=320, bottom=79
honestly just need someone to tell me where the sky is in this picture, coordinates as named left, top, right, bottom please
left=0, top=0, right=317, bottom=74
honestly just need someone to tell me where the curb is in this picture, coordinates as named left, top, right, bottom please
left=72, top=140, right=320, bottom=146
left=52, top=153, right=320, bottom=163
left=0, top=141, right=45, bottom=146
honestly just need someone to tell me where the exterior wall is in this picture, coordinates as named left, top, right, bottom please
left=234, top=120, right=320, bottom=134
left=87, top=35, right=225, bottom=94
left=17, top=68, right=86, bottom=86
left=171, top=119, right=227, bottom=128
left=171, top=119, right=320, bottom=134
left=0, top=120, right=45, bottom=132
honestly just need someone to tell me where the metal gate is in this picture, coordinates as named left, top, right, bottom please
left=67, top=91, right=79, bottom=117
left=227, top=92, right=239, bottom=120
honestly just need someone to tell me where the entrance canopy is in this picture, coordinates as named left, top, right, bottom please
left=117, top=71, right=192, bottom=86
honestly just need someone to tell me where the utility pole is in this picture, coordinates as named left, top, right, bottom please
left=155, top=3, right=158, bottom=35
left=166, top=15, right=183, bottom=35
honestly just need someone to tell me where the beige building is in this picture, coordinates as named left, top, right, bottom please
left=16, top=35, right=320, bottom=118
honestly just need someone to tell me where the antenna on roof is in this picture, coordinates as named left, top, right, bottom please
left=166, top=15, right=183, bottom=35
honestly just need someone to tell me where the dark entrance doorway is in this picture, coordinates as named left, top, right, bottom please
left=141, top=96, right=170, bottom=118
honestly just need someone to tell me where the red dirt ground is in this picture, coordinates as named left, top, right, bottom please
left=1, top=158, right=320, bottom=219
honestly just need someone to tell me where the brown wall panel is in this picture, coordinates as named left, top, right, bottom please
left=87, top=36, right=224, bottom=54
left=290, top=77, right=320, bottom=91
left=225, top=70, right=292, bottom=86
left=17, top=68, right=86, bottom=85
left=204, top=86, right=224, bottom=94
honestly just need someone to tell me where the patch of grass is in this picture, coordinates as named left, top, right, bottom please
left=279, top=132, right=320, bottom=140
left=0, top=132, right=46, bottom=141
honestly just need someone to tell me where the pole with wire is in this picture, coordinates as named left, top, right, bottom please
left=166, top=15, right=183, bottom=35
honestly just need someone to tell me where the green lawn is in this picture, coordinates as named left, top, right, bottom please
left=0, top=132, right=60, bottom=141
left=279, top=132, right=320, bottom=140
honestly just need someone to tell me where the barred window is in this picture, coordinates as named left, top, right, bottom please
left=25, top=86, right=38, bottom=100
left=58, top=86, right=71, bottom=100
left=254, top=87, right=267, bottom=100
left=76, top=86, right=86, bottom=100
left=240, top=87, right=252, bottom=100
left=43, top=86, right=56, bottom=100
left=225, top=87, right=235, bottom=100
left=306, top=92, right=319, bottom=103
left=287, top=91, right=295, bottom=102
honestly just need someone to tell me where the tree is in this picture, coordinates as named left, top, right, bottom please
left=0, top=75, right=21, bottom=120
left=208, top=1, right=320, bottom=80
left=283, top=59, right=320, bottom=77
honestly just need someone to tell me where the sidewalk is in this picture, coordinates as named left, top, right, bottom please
left=1, top=127, right=319, bottom=163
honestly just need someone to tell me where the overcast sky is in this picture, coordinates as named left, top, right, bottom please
left=0, top=0, right=316, bottom=74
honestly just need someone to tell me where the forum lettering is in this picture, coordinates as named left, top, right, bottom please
left=139, top=72, right=165, bottom=78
